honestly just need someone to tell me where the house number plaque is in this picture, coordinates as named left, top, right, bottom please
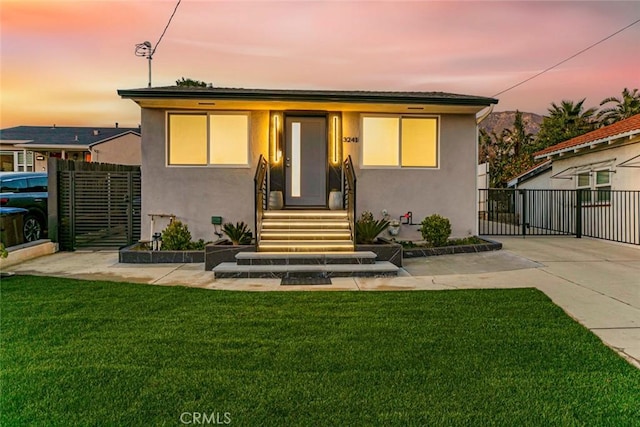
left=343, top=137, right=359, bottom=143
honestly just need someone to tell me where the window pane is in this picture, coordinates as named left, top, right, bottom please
left=401, top=118, right=437, bottom=167
left=209, top=115, right=248, bottom=165
left=597, top=186, right=611, bottom=202
left=1, top=178, right=26, bottom=192
left=168, top=114, right=207, bottom=165
left=362, top=117, right=399, bottom=166
left=596, top=170, right=610, bottom=185
left=577, top=173, right=590, bottom=187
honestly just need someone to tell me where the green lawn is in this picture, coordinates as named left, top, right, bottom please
left=1, top=276, right=639, bottom=426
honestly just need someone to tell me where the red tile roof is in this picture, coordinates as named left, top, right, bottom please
left=534, top=114, right=640, bottom=158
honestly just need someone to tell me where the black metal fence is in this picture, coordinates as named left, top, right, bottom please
left=479, top=189, right=640, bottom=245
left=49, top=159, right=141, bottom=250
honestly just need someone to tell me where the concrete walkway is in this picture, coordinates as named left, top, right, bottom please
left=4, top=236, right=639, bottom=366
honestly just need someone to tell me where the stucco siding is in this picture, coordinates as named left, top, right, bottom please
left=140, top=109, right=268, bottom=240
left=344, top=113, right=478, bottom=239
left=91, top=133, right=141, bottom=165
left=141, top=109, right=479, bottom=241
left=549, top=139, right=639, bottom=191
left=516, top=171, right=552, bottom=190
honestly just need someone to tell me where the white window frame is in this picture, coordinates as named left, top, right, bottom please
left=576, top=169, right=612, bottom=204
left=0, top=150, right=34, bottom=172
left=360, top=114, right=440, bottom=169
left=166, top=111, right=251, bottom=168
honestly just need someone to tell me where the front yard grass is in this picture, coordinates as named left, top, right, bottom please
left=2, top=276, right=639, bottom=426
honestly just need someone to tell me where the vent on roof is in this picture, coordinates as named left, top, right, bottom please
left=93, top=130, right=100, bottom=136
left=74, top=135, right=78, bottom=141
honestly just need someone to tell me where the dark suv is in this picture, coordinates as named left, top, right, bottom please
left=0, top=172, right=48, bottom=242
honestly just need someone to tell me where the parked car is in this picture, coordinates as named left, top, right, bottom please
left=0, top=172, right=48, bottom=242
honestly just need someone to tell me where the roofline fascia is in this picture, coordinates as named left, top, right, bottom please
left=534, top=129, right=640, bottom=160
left=117, top=88, right=498, bottom=107
left=507, top=160, right=552, bottom=187
left=13, top=144, right=90, bottom=150
left=88, top=131, right=141, bottom=147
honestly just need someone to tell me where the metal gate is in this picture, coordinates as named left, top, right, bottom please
left=479, top=189, right=640, bottom=245
left=50, top=160, right=141, bottom=250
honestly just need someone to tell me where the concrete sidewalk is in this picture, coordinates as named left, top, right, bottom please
left=4, top=236, right=639, bottom=366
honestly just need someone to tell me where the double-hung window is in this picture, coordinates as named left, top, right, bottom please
left=167, top=112, right=249, bottom=166
left=577, top=170, right=611, bottom=203
left=361, top=116, right=438, bottom=168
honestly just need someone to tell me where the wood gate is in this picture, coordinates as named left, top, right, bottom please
left=49, top=160, right=141, bottom=250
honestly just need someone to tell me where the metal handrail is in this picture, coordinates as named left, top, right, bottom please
left=343, top=155, right=357, bottom=244
left=253, top=155, right=268, bottom=245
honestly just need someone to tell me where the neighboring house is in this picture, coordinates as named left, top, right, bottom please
left=507, top=160, right=552, bottom=189
left=509, top=114, right=640, bottom=191
left=0, top=126, right=141, bottom=172
left=506, top=114, right=640, bottom=244
left=118, top=86, right=497, bottom=247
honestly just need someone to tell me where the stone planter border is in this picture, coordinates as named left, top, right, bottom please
left=402, top=237, right=502, bottom=258
left=119, top=242, right=205, bottom=264
left=205, top=242, right=256, bottom=270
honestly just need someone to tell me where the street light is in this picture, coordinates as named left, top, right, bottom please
left=135, top=41, right=153, bottom=88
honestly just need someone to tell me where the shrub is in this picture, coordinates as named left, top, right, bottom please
left=0, top=242, right=7, bottom=259
left=222, top=222, right=252, bottom=245
left=161, top=220, right=193, bottom=251
left=355, top=211, right=389, bottom=244
left=420, top=214, right=452, bottom=247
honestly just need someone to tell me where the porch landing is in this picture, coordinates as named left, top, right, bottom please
left=212, top=251, right=399, bottom=278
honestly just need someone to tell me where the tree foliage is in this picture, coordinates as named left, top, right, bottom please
left=479, top=88, right=639, bottom=189
left=532, top=99, right=597, bottom=153
left=598, top=88, right=640, bottom=126
left=480, top=111, right=535, bottom=187
left=175, top=77, right=208, bottom=87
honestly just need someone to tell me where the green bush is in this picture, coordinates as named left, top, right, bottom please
left=355, top=211, right=389, bottom=244
left=420, top=214, right=452, bottom=247
left=222, top=222, right=252, bottom=245
left=161, top=220, right=193, bottom=250
left=0, top=242, right=8, bottom=259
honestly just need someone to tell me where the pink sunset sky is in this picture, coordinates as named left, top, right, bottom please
left=1, top=0, right=639, bottom=128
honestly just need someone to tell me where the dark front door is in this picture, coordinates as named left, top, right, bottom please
left=284, top=116, right=327, bottom=206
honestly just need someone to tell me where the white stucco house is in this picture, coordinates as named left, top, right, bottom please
left=509, top=114, right=640, bottom=191
left=118, top=86, right=497, bottom=251
left=506, top=114, right=640, bottom=245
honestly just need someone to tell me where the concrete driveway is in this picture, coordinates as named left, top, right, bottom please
left=4, top=236, right=639, bottom=366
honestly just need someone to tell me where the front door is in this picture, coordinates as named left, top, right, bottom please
left=284, top=116, right=327, bottom=206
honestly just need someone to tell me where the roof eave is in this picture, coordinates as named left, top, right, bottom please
left=534, top=129, right=640, bottom=160
left=117, top=88, right=498, bottom=107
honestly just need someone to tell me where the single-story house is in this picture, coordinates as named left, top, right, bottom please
left=118, top=86, right=498, bottom=249
left=507, top=114, right=640, bottom=245
left=509, top=114, right=640, bottom=191
left=0, top=125, right=141, bottom=172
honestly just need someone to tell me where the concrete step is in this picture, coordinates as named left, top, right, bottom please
left=258, top=240, right=354, bottom=252
left=261, top=219, right=350, bottom=230
left=263, top=210, right=348, bottom=220
left=212, top=261, right=399, bottom=279
left=260, top=230, right=352, bottom=240
left=236, top=251, right=377, bottom=265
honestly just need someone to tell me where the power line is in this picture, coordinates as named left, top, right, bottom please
left=152, top=0, right=182, bottom=56
left=492, top=17, right=640, bottom=98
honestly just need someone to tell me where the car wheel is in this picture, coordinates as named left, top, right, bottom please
left=23, top=215, right=43, bottom=242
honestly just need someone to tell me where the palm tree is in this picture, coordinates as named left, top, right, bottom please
left=598, top=88, right=640, bottom=126
left=533, top=99, right=597, bottom=152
